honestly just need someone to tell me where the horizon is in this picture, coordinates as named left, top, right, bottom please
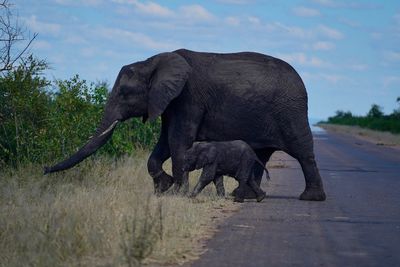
left=12, top=0, right=400, bottom=120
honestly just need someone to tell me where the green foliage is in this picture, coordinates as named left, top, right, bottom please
left=0, top=58, right=160, bottom=167
left=0, top=56, right=51, bottom=166
left=327, top=102, right=400, bottom=134
left=367, top=104, right=384, bottom=118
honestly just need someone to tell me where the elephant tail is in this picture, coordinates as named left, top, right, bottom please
left=255, top=158, right=271, bottom=180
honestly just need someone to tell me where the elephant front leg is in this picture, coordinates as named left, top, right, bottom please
left=147, top=124, right=174, bottom=194
left=170, top=146, right=190, bottom=195
left=191, top=164, right=216, bottom=198
left=168, top=112, right=204, bottom=195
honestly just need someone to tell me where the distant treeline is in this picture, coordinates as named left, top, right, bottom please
left=324, top=99, right=400, bottom=134
left=0, top=57, right=160, bottom=167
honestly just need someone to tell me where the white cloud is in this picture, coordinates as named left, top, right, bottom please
left=133, top=1, right=174, bottom=17
left=349, top=64, right=368, bottom=71
left=383, top=76, right=400, bottom=88
left=293, top=6, right=321, bottom=17
left=80, top=47, right=96, bottom=58
left=312, top=41, right=334, bottom=50
left=113, top=0, right=174, bottom=17
left=312, top=0, right=380, bottom=9
left=55, top=0, right=104, bottom=6
left=339, top=18, right=360, bottom=28
left=25, top=16, right=61, bottom=36
left=384, top=51, right=400, bottom=62
left=370, top=32, right=382, bottom=40
left=271, top=22, right=312, bottom=39
left=318, top=25, right=344, bottom=39
left=64, top=34, right=88, bottom=45
left=248, top=16, right=261, bottom=25
left=180, top=5, right=215, bottom=22
left=320, top=73, right=345, bottom=83
left=97, top=27, right=178, bottom=50
left=32, top=40, right=52, bottom=50
left=395, top=12, right=400, bottom=24
left=278, top=52, right=327, bottom=68
left=217, top=0, right=254, bottom=4
left=225, top=16, right=240, bottom=26
left=311, top=0, right=336, bottom=7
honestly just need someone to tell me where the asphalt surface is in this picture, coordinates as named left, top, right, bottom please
left=187, top=127, right=400, bottom=267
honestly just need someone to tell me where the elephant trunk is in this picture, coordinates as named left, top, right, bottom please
left=44, top=112, right=119, bottom=174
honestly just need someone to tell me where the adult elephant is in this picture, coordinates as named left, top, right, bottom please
left=44, top=49, right=326, bottom=201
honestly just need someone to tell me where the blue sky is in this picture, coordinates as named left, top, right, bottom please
left=13, top=0, right=400, bottom=120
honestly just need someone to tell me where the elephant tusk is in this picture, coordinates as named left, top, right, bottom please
left=99, top=120, right=119, bottom=136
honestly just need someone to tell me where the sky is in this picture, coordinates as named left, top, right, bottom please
left=11, top=0, right=400, bottom=120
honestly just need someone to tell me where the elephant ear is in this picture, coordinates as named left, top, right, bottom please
left=195, top=146, right=217, bottom=169
left=148, top=52, right=192, bottom=121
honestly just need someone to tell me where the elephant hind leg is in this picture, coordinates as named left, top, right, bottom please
left=279, top=114, right=326, bottom=201
left=297, top=156, right=326, bottom=201
left=213, top=175, right=225, bottom=197
left=285, top=137, right=326, bottom=201
left=232, top=148, right=274, bottom=199
left=248, top=178, right=266, bottom=202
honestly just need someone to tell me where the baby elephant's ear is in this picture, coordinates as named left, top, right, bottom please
left=196, top=145, right=217, bottom=169
left=207, top=146, right=217, bottom=164
left=195, top=152, right=208, bottom=170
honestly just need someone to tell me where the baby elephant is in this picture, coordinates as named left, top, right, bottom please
left=183, top=140, right=267, bottom=202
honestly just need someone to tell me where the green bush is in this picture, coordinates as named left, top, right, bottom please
left=0, top=57, right=160, bottom=168
left=0, top=56, right=51, bottom=166
left=326, top=102, right=400, bottom=134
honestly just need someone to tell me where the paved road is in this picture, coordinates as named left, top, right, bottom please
left=188, top=128, right=400, bottom=267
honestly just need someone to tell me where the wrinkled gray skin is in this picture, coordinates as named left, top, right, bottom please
left=183, top=141, right=268, bottom=202
left=44, top=49, right=326, bottom=201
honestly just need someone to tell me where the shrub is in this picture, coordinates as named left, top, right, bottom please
left=325, top=102, right=400, bottom=134
left=0, top=60, right=160, bottom=168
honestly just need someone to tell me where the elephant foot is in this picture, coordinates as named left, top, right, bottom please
left=256, top=192, right=267, bottom=202
left=154, top=172, right=174, bottom=194
left=169, top=182, right=189, bottom=196
left=230, top=186, right=257, bottom=199
left=299, top=187, right=326, bottom=201
left=233, top=196, right=244, bottom=203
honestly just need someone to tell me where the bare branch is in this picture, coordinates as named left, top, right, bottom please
left=0, top=0, right=37, bottom=73
left=0, top=0, right=10, bottom=9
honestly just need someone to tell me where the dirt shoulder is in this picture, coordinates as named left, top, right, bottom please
left=318, top=123, right=400, bottom=149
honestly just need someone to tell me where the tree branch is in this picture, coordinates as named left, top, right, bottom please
left=0, top=0, right=37, bottom=73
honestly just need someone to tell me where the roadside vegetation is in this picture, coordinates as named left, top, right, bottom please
left=0, top=152, right=238, bottom=266
left=0, top=58, right=161, bottom=167
left=321, top=99, right=400, bottom=134
left=0, top=2, right=238, bottom=266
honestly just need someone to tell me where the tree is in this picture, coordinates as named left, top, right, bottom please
left=0, top=56, right=49, bottom=165
left=367, top=104, right=384, bottom=118
left=0, top=0, right=37, bottom=73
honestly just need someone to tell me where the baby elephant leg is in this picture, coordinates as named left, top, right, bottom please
left=191, top=164, right=216, bottom=198
left=234, top=179, right=246, bottom=203
left=213, top=175, right=225, bottom=197
left=248, top=176, right=266, bottom=202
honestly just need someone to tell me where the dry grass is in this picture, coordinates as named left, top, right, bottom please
left=0, top=150, right=238, bottom=267
left=318, top=123, right=400, bottom=147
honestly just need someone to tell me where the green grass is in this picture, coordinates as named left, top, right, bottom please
left=0, top=150, right=238, bottom=266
